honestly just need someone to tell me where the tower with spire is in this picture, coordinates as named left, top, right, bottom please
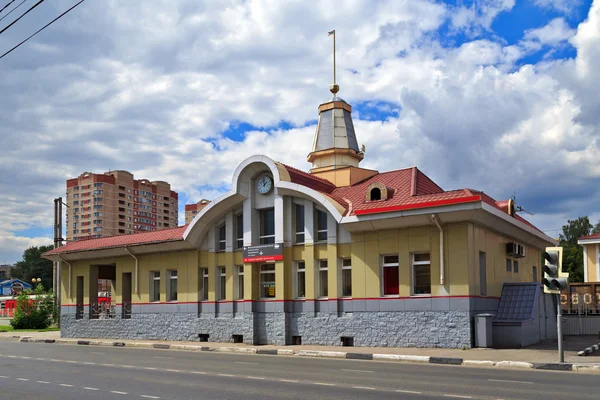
left=307, top=30, right=377, bottom=187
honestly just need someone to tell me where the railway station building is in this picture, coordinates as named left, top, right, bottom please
left=44, top=85, right=555, bottom=348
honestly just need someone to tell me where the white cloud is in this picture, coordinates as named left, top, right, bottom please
left=0, top=0, right=599, bottom=263
left=534, top=0, right=582, bottom=14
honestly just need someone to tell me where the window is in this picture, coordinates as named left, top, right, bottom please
left=316, top=210, right=327, bottom=242
left=412, top=253, right=431, bottom=295
left=370, top=187, right=381, bottom=201
left=199, top=268, right=209, bottom=301
left=260, top=264, right=275, bottom=298
left=218, top=267, right=226, bottom=300
left=382, top=255, right=399, bottom=296
left=259, top=208, right=275, bottom=244
left=295, top=261, right=306, bottom=298
left=150, top=271, right=160, bottom=302
left=236, top=266, right=244, bottom=300
left=218, top=224, right=226, bottom=251
left=513, top=260, right=519, bottom=273
left=341, top=258, right=352, bottom=297
left=235, top=214, right=244, bottom=249
left=479, top=252, right=487, bottom=297
left=294, top=204, right=305, bottom=244
left=506, top=258, right=512, bottom=272
left=167, top=270, right=178, bottom=302
left=318, top=260, right=328, bottom=298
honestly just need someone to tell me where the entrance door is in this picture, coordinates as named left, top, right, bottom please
left=122, top=273, right=132, bottom=319
left=76, top=277, right=84, bottom=319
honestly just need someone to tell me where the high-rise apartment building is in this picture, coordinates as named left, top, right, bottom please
left=66, top=170, right=178, bottom=241
left=184, top=199, right=211, bottom=224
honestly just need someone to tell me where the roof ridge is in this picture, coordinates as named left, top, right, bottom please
left=410, top=167, right=417, bottom=196
left=281, top=163, right=337, bottom=187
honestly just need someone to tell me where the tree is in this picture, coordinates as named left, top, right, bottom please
left=593, top=220, right=600, bottom=235
left=558, top=217, right=592, bottom=283
left=10, top=245, right=54, bottom=290
left=10, top=284, right=56, bottom=330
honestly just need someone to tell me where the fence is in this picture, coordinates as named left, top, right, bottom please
left=560, top=283, right=600, bottom=315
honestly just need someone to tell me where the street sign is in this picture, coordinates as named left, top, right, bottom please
left=243, top=243, right=283, bottom=263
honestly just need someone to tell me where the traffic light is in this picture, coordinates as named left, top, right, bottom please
left=542, top=246, right=568, bottom=294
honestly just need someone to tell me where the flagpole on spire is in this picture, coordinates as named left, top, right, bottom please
left=328, top=29, right=339, bottom=97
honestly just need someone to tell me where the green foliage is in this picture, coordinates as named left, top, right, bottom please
left=10, top=245, right=54, bottom=290
left=558, top=216, right=593, bottom=283
left=10, top=284, right=57, bottom=330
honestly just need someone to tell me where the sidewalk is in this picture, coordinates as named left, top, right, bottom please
left=2, top=330, right=599, bottom=373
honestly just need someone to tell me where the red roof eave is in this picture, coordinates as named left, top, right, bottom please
left=353, top=195, right=482, bottom=216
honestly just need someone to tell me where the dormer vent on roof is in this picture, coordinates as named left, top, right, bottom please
left=366, top=182, right=388, bottom=202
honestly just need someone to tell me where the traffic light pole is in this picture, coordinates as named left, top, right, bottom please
left=557, top=293, right=564, bottom=363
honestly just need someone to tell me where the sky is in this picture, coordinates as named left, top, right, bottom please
left=0, top=0, right=599, bottom=264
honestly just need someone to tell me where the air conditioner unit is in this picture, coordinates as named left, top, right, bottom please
left=517, top=244, right=525, bottom=258
left=506, top=242, right=518, bottom=256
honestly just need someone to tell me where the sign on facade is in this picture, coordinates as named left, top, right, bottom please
left=243, top=243, right=283, bottom=263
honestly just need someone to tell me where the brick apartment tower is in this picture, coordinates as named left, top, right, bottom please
left=184, top=199, right=211, bottom=224
left=66, top=170, right=179, bottom=241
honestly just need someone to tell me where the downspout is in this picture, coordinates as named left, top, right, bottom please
left=124, top=247, right=139, bottom=295
left=431, top=214, right=444, bottom=285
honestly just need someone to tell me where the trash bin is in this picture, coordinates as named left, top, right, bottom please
left=474, top=313, right=495, bottom=348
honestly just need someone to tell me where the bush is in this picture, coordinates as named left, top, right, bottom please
left=10, top=285, right=56, bottom=330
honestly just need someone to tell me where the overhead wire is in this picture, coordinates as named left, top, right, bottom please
left=0, top=0, right=44, bottom=36
left=0, top=0, right=86, bottom=60
left=0, top=0, right=17, bottom=14
left=0, top=0, right=27, bottom=23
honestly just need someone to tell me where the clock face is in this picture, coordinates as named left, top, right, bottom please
left=256, top=175, right=273, bottom=195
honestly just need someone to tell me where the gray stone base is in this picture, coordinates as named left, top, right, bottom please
left=61, top=310, right=471, bottom=348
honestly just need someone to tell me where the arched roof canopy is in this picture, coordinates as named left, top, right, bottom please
left=183, top=155, right=345, bottom=248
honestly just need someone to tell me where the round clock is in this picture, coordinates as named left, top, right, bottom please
left=256, top=175, right=273, bottom=195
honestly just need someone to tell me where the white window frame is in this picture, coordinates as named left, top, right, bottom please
left=411, top=253, right=431, bottom=296
left=513, top=260, right=519, bottom=274
left=260, top=264, right=276, bottom=299
left=150, top=271, right=160, bottom=302
left=341, top=258, right=352, bottom=298
left=217, top=224, right=226, bottom=251
left=235, top=213, right=244, bottom=250
left=318, top=259, right=328, bottom=299
left=294, top=203, right=305, bottom=244
left=294, top=261, right=306, bottom=299
left=218, top=266, right=226, bottom=301
left=506, top=258, right=512, bottom=272
left=199, top=268, right=209, bottom=301
left=235, top=265, right=244, bottom=300
left=259, top=208, right=275, bottom=245
left=381, top=254, right=400, bottom=297
left=167, top=270, right=177, bottom=302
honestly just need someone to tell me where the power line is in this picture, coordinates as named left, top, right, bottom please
left=0, top=0, right=44, bottom=36
left=0, top=0, right=85, bottom=60
left=0, top=0, right=28, bottom=24
left=0, top=0, right=17, bottom=14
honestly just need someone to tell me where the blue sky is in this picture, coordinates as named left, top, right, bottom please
left=1, top=0, right=599, bottom=262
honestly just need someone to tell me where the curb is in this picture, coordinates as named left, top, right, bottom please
left=4, top=335, right=600, bottom=374
left=578, top=343, right=600, bottom=356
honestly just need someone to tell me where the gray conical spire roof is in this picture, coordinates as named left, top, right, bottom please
left=311, top=97, right=359, bottom=153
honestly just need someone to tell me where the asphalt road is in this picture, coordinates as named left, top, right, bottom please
left=0, top=341, right=598, bottom=400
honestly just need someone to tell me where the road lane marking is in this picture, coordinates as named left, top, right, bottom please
left=83, top=362, right=96, bottom=365
left=153, top=356, right=173, bottom=359
left=353, top=386, right=376, bottom=390
left=314, top=382, right=336, bottom=386
left=443, top=395, right=472, bottom=399
left=35, top=358, right=46, bottom=361
left=235, top=361, right=258, bottom=365
left=246, top=376, right=265, bottom=380
left=488, top=379, right=534, bottom=385
left=84, top=387, right=99, bottom=391
left=342, top=369, right=374, bottom=373
left=36, top=381, right=50, bottom=384
left=0, top=376, right=8, bottom=378
left=122, top=365, right=135, bottom=368
left=396, top=390, right=422, bottom=394
left=101, top=363, right=115, bottom=367
left=279, top=379, right=299, bottom=383
left=111, top=391, right=128, bottom=395
left=19, top=356, right=31, bottom=359
left=16, top=378, right=29, bottom=381
left=144, top=367, right=157, bottom=370
left=140, top=396, right=160, bottom=399
left=59, top=384, right=73, bottom=387
left=218, top=374, right=235, bottom=377
left=190, top=371, right=207, bottom=375
left=166, top=369, right=181, bottom=372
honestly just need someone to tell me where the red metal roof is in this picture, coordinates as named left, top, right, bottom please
left=579, top=233, right=600, bottom=241
left=44, top=225, right=188, bottom=256
left=281, top=164, right=337, bottom=193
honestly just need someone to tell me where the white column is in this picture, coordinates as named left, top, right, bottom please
left=243, top=198, right=253, bottom=247
left=596, top=244, right=599, bottom=283
left=283, top=196, right=293, bottom=247
left=274, top=193, right=284, bottom=244
left=583, top=246, right=588, bottom=282
left=304, top=200, right=314, bottom=245
left=225, top=211, right=234, bottom=252
left=208, top=223, right=216, bottom=252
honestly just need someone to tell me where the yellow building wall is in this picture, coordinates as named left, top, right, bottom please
left=471, top=225, right=541, bottom=297
left=585, top=244, right=598, bottom=282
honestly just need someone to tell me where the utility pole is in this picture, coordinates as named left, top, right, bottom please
left=53, top=197, right=63, bottom=327
left=557, top=294, right=564, bottom=362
